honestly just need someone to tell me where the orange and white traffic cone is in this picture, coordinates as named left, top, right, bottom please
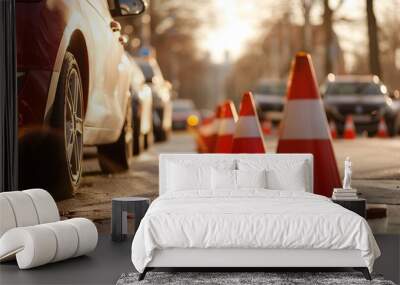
left=196, top=105, right=222, bottom=153
left=343, top=115, right=356, bottom=139
left=277, top=52, right=341, bottom=197
left=196, top=115, right=215, bottom=153
left=231, top=92, right=266, bottom=153
left=377, top=117, right=388, bottom=138
left=262, top=119, right=272, bottom=135
left=329, top=120, right=337, bottom=139
left=215, top=100, right=238, bottom=153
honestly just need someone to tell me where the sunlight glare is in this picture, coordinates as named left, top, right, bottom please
left=201, top=0, right=259, bottom=62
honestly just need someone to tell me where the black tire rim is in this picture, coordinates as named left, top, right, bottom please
left=64, top=68, right=83, bottom=187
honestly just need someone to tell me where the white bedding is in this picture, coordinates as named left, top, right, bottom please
left=131, top=190, right=380, bottom=273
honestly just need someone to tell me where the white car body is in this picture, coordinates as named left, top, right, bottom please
left=40, top=0, right=132, bottom=146
left=128, top=56, right=153, bottom=136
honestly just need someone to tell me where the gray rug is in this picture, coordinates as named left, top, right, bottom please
left=116, top=272, right=395, bottom=285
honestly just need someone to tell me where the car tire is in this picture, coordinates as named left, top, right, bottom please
left=144, top=129, right=154, bottom=150
left=97, top=99, right=133, bottom=173
left=153, top=108, right=165, bottom=142
left=367, top=123, right=379, bottom=137
left=386, top=116, right=400, bottom=137
left=335, top=121, right=344, bottom=137
left=19, top=51, right=84, bottom=201
left=132, top=113, right=144, bottom=155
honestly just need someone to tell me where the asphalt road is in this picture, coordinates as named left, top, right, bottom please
left=57, top=131, right=400, bottom=230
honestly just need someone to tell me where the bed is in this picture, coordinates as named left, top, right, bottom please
left=131, top=154, right=380, bottom=280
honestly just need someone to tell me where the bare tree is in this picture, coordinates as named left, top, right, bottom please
left=301, top=0, right=314, bottom=52
left=322, top=0, right=334, bottom=75
left=366, top=0, right=381, bottom=77
left=322, top=0, right=344, bottom=76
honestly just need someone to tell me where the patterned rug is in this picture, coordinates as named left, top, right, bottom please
left=116, top=271, right=395, bottom=285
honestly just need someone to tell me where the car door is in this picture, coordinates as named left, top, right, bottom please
left=81, top=0, right=128, bottom=144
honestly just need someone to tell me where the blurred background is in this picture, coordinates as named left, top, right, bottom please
left=10, top=0, right=400, bottom=239
left=123, top=0, right=400, bottom=108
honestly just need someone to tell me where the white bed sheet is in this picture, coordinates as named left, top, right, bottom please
left=131, top=190, right=380, bottom=273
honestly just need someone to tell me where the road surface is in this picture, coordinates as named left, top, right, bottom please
left=57, top=132, right=400, bottom=233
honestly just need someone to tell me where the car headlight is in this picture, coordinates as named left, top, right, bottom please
left=385, top=97, right=393, bottom=107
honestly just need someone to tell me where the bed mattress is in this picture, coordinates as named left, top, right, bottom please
left=131, top=190, right=380, bottom=273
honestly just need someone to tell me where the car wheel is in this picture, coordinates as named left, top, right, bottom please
left=153, top=109, right=164, bottom=142
left=386, top=116, right=400, bottom=137
left=144, top=128, right=154, bottom=150
left=367, top=123, right=379, bottom=137
left=335, top=121, right=344, bottom=137
left=20, top=51, right=84, bottom=200
left=97, top=99, right=133, bottom=173
left=132, top=113, right=144, bottom=155
left=154, top=127, right=169, bottom=142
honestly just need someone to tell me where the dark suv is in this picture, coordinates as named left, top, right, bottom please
left=252, top=80, right=286, bottom=123
left=322, top=75, right=400, bottom=136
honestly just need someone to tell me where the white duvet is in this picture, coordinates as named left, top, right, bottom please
left=131, top=190, right=380, bottom=273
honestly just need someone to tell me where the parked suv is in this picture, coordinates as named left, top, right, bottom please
left=322, top=74, right=400, bottom=137
left=16, top=0, right=145, bottom=199
left=136, top=57, right=173, bottom=142
left=172, top=99, right=200, bottom=130
left=252, top=79, right=286, bottom=123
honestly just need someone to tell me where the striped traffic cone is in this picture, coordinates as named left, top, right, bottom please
left=196, top=105, right=222, bottom=153
left=343, top=115, right=356, bottom=139
left=232, top=92, right=266, bottom=153
left=215, top=100, right=238, bottom=153
left=329, top=120, right=337, bottom=139
left=377, top=117, right=388, bottom=138
left=196, top=115, right=215, bottom=153
left=277, top=52, right=341, bottom=197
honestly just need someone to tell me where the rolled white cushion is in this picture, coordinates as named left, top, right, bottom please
left=0, top=191, right=39, bottom=227
left=0, top=226, right=57, bottom=269
left=42, top=221, right=79, bottom=262
left=0, top=196, right=17, bottom=237
left=0, top=218, right=98, bottom=269
left=64, top=218, right=98, bottom=257
left=23, top=189, right=59, bottom=223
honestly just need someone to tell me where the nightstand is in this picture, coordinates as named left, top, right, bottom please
left=332, top=198, right=366, bottom=218
left=111, top=197, right=150, bottom=241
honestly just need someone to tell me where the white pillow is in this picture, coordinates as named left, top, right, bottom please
left=266, top=164, right=306, bottom=191
left=238, top=159, right=307, bottom=191
left=167, top=162, right=211, bottom=191
left=236, top=169, right=267, bottom=189
left=211, top=168, right=236, bottom=190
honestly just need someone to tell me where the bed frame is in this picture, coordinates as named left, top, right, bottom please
left=139, top=154, right=371, bottom=281
left=140, top=248, right=370, bottom=280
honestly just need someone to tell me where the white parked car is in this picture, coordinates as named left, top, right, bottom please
left=136, top=57, right=173, bottom=142
left=16, top=0, right=146, bottom=199
left=127, top=55, right=154, bottom=154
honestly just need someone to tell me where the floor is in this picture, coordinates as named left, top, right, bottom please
left=1, top=234, right=399, bottom=285
left=0, top=235, right=134, bottom=285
